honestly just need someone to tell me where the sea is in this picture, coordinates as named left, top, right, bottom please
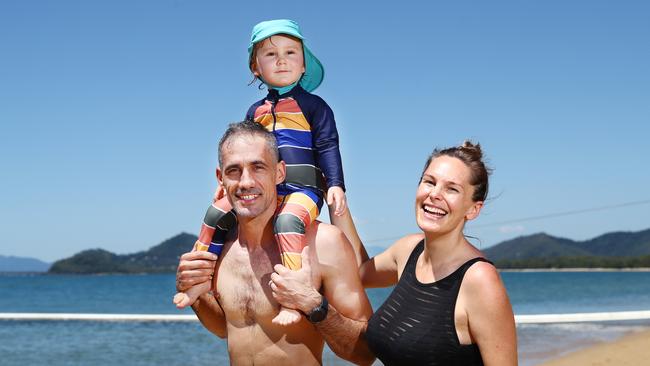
left=2, top=271, right=650, bottom=366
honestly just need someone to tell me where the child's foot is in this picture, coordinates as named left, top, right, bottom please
left=272, top=307, right=302, bottom=326
left=173, top=280, right=211, bottom=309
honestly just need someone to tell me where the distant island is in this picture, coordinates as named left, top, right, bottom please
left=40, top=228, right=650, bottom=274
left=48, top=233, right=198, bottom=274
left=0, top=255, right=51, bottom=272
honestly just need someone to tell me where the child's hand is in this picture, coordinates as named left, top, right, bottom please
left=327, top=186, right=347, bottom=216
left=213, top=185, right=225, bottom=203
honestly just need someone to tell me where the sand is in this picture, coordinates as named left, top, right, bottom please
left=538, top=329, right=650, bottom=366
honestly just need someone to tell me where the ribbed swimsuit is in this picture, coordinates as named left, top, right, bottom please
left=366, top=241, right=488, bottom=365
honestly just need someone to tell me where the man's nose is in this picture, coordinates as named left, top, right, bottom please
left=239, top=168, right=255, bottom=188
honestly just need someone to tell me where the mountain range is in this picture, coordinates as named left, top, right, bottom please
left=46, top=232, right=386, bottom=274
left=48, top=233, right=197, bottom=274
left=5, top=228, right=649, bottom=273
left=483, top=228, right=650, bottom=268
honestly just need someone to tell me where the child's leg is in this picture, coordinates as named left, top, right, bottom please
left=173, top=197, right=236, bottom=309
left=272, top=189, right=321, bottom=325
left=194, top=197, right=236, bottom=256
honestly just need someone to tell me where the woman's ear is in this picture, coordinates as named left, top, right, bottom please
left=465, top=201, right=484, bottom=221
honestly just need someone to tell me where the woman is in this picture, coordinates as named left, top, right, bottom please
left=338, top=141, right=517, bottom=365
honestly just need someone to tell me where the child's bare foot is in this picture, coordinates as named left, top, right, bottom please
left=272, top=307, right=302, bottom=326
left=173, top=280, right=211, bottom=309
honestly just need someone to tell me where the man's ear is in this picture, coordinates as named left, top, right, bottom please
left=216, top=167, right=223, bottom=186
left=465, top=201, right=484, bottom=221
left=276, top=161, right=286, bottom=184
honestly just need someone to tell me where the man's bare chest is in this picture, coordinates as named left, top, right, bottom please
left=215, top=245, right=281, bottom=325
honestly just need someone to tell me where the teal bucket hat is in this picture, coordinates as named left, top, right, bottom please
left=248, top=19, right=324, bottom=92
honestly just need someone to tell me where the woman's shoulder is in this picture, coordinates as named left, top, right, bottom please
left=387, top=233, right=425, bottom=263
left=462, top=258, right=507, bottom=301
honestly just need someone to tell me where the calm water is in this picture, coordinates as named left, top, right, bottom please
left=1, top=271, right=650, bottom=365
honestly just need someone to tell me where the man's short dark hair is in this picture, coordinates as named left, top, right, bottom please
left=218, top=120, right=279, bottom=167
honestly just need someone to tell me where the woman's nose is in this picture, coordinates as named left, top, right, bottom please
left=428, top=185, right=442, bottom=200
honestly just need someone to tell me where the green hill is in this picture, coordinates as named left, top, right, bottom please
left=48, top=233, right=196, bottom=274
left=48, top=228, right=650, bottom=273
left=483, top=228, right=650, bottom=269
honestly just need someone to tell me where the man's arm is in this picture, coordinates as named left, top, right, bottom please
left=270, top=223, right=375, bottom=365
left=176, top=251, right=227, bottom=338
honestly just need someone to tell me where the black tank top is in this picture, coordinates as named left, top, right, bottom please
left=366, top=241, right=488, bottom=366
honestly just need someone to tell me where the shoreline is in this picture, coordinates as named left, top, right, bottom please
left=4, top=268, right=650, bottom=275
left=537, top=328, right=650, bottom=365
left=500, top=267, right=650, bottom=272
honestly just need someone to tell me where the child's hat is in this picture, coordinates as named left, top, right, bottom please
left=248, top=19, right=324, bottom=92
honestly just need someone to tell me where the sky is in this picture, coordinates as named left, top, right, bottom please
left=1, top=0, right=649, bottom=262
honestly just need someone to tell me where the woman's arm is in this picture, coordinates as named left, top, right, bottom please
left=329, top=208, right=422, bottom=288
left=462, top=262, right=518, bottom=366
left=359, top=234, right=423, bottom=288
left=328, top=207, right=368, bottom=267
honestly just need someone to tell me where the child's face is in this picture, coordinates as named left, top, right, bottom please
left=252, top=35, right=305, bottom=88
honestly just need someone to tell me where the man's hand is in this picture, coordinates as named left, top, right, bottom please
left=269, top=247, right=322, bottom=313
left=327, top=186, right=347, bottom=217
left=176, top=251, right=219, bottom=292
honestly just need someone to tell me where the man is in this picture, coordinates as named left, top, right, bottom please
left=176, top=120, right=374, bottom=365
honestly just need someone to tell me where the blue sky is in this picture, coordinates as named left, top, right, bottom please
left=2, top=0, right=649, bottom=262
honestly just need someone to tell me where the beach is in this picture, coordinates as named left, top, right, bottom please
left=539, top=328, right=650, bottom=366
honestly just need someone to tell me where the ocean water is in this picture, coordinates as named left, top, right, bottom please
left=1, top=271, right=650, bottom=365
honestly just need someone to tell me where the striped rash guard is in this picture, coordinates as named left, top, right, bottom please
left=245, top=84, right=345, bottom=195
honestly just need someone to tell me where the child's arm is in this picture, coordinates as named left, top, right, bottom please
left=305, top=95, right=345, bottom=192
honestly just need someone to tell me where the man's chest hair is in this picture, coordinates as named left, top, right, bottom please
left=216, top=244, right=281, bottom=324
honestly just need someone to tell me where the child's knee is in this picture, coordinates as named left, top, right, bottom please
left=274, top=213, right=306, bottom=235
left=205, top=205, right=236, bottom=228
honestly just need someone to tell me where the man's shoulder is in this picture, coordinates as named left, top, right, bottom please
left=305, top=221, right=350, bottom=263
left=306, top=221, right=344, bottom=246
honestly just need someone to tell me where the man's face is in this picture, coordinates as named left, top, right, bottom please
left=217, top=134, right=285, bottom=220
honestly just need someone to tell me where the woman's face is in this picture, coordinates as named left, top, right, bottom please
left=415, top=156, right=483, bottom=235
